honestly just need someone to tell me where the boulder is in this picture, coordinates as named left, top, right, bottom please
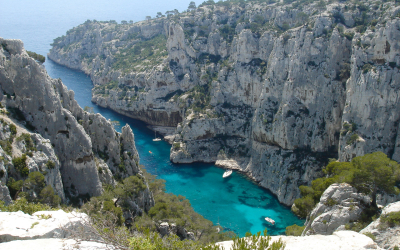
left=303, top=183, right=370, bottom=236
left=0, top=210, right=96, bottom=242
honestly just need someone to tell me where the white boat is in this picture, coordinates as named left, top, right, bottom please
left=153, top=131, right=161, bottom=141
left=265, top=217, right=275, bottom=225
left=223, top=170, right=233, bottom=178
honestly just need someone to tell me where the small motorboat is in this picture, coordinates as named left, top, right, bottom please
left=223, top=169, right=233, bottom=178
left=153, top=131, right=162, bottom=141
left=149, top=151, right=152, bottom=154
left=265, top=217, right=275, bottom=225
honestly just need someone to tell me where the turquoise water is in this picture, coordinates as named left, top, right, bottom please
left=0, top=0, right=304, bottom=236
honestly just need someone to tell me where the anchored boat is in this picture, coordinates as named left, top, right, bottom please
left=265, top=217, right=275, bottom=225
left=223, top=169, right=233, bottom=178
left=153, top=131, right=161, bottom=141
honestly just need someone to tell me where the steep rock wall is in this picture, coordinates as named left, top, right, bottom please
left=0, top=38, right=154, bottom=211
left=47, top=1, right=400, bottom=205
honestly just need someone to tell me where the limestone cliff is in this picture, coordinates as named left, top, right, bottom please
left=48, top=0, right=400, bottom=205
left=0, top=38, right=154, bottom=211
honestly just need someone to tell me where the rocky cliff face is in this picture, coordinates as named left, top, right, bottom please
left=0, top=38, right=154, bottom=211
left=48, top=0, right=400, bottom=205
left=302, top=183, right=370, bottom=236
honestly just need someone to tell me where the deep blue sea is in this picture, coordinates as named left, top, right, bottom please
left=0, top=0, right=304, bottom=236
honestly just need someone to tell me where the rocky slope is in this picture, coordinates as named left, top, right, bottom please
left=48, top=0, right=400, bottom=205
left=0, top=38, right=154, bottom=213
left=360, top=201, right=400, bottom=249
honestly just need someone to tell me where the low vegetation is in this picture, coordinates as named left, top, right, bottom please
left=27, top=51, right=45, bottom=63
left=0, top=197, right=53, bottom=215
left=285, top=224, right=305, bottom=236
left=112, top=34, right=168, bottom=73
left=6, top=171, right=61, bottom=206
left=380, top=211, right=400, bottom=228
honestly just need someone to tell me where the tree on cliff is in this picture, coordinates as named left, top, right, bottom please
left=188, top=1, right=196, bottom=12
left=351, top=152, right=400, bottom=208
left=293, top=151, right=400, bottom=218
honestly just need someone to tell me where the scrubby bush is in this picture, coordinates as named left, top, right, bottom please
left=16, top=133, right=36, bottom=152
left=12, top=154, right=29, bottom=176
left=46, top=160, right=56, bottom=169
left=6, top=177, right=23, bottom=199
left=232, top=229, right=285, bottom=250
left=173, top=142, right=181, bottom=150
left=9, top=124, right=17, bottom=135
left=380, top=211, right=400, bottom=227
left=285, top=224, right=305, bottom=236
left=7, top=171, right=61, bottom=207
left=40, top=185, right=61, bottom=206
left=0, top=197, right=52, bottom=215
left=346, top=133, right=359, bottom=145
left=27, top=51, right=45, bottom=63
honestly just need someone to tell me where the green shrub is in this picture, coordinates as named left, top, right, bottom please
left=324, top=198, right=338, bottom=207
left=12, top=154, right=29, bottom=176
left=0, top=197, right=52, bottom=215
left=24, top=171, right=46, bottom=192
left=363, top=232, right=376, bottom=241
left=346, top=133, right=359, bottom=145
left=46, top=160, right=56, bottom=169
left=0, top=139, right=12, bottom=155
left=110, top=175, right=147, bottom=202
left=362, top=63, right=373, bottom=73
left=40, top=185, right=61, bottom=206
left=231, top=229, right=285, bottom=250
left=342, top=32, right=354, bottom=41
left=293, top=195, right=315, bottom=218
left=9, top=124, right=17, bottom=135
left=27, top=51, right=45, bottom=63
left=6, top=177, right=23, bottom=199
left=173, top=142, right=181, bottom=150
left=16, top=133, right=36, bottom=152
left=285, top=224, right=305, bottom=236
left=380, top=211, right=400, bottom=227
left=103, top=200, right=125, bottom=226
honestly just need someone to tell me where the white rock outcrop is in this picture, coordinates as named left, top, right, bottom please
left=0, top=210, right=111, bottom=249
left=216, top=231, right=382, bottom=250
left=303, top=183, right=370, bottom=236
left=0, top=210, right=93, bottom=242
left=360, top=201, right=400, bottom=250
left=0, top=239, right=112, bottom=250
